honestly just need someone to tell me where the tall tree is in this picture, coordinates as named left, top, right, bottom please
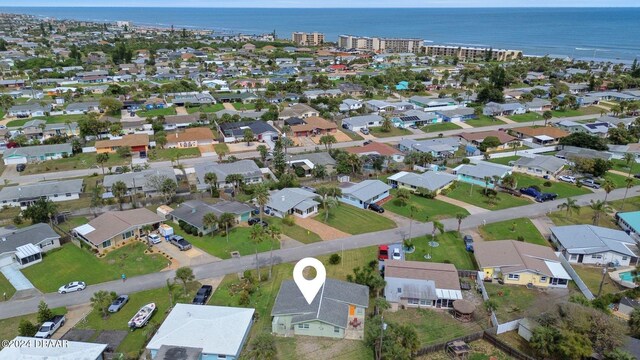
left=111, top=180, right=128, bottom=210
left=250, top=224, right=266, bottom=278
left=319, top=134, right=337, bottom=151
left=90, top=290, right=118, bottom=319
left=204, top=172, right=218, bottom=197
left=620, top=176, right=635, bottom=211
left=243, top=128, right=254, bottom=146
left=589, top=199, right=611, bottom=226
left=37, top=301, right=53, bottom=324
left=623, top=152, right=635, bottom=177
left=602, top=178, right=615, bottom=203
left=272, top=139, right=286, bottom=176
left=175, top=267, right=195, bottom=295
left=456, top=213, right=468, bottom=233
left=96, top=153, right=109, bottom=175
left=557, top=197, right=580, bottom=216
left=247, top=333, right=277, bottom=360
left=395, top=188, right=412, bottom=207
left=202, top=213, right=218, bottom=236
left=23, top=198, right=57, bottom=224
left=253, top=183, right=270, bottom=222
left=542, top=110, right=553, bottom=127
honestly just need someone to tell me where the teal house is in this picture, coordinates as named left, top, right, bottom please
left=271, top=279, right=369, bottom=340
left=395, top=81, right=409, bottom=90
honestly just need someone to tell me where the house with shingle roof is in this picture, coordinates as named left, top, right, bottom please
left=510, top=126, right=569, bottom=145
left=339, top=180, right=391, bottom=209
left=458, top=130, right=520, bottom=152
left=474, top=240, right=571, bottom=288
left=0, top=223, right=61, bottom=268
left=387, top=171, right=457, bottom=193
left=0, top=179, right=83, bottom=208
left=453, top=161, right=512, bottom=188
left=265, top=188, right=319, bottom=218
left=95, top=134, right=149, bottom=156
left=383, top=260, right=463, bottom=310
left=550, top=225, right=640, bottom=267
left=193, top=160, right=263, bottom=190
left=514, top=155, right=566, bottom=178
left=102, top=168, right=177, bottom=197
left=73, top=208, right=165, bottom=253
left=169, top=200, right=253, bottom=234
left=2, top=143, right=73, bottom=165
left=165, top=127, right=215, bottom=148
left=271, top=278, right=369, bottom=339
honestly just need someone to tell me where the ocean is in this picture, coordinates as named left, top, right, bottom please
left=1, top=7, right=639, bottom=61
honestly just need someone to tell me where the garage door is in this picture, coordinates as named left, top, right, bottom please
left=4, top=156, right=26, bottom=165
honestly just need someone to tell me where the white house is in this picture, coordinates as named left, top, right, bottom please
left=339, top=180, right=391, bottom=209
left=146, top=304, right=254, bottom=360
left=0, top=179, right=83, bottom=208
left=550, top=225, right=640, bottom=267
left=265, top=188, right=319, bottom=218
left=0, top=337, right=107, bottom=360
left=0, top=223, right=61, bottom=268
left=341, top=114, right=384, bottom=132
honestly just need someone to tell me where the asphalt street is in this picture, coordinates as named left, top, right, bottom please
left=0, top=184, right=634, bottom=320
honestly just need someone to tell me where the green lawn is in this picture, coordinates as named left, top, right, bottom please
left=186, top=103, right=225, bottom=114
left=136, top=107, right=177, bottom=117
left=484, top=283, right=538, bottom=322
left=174, top=226, right=280, bottom=259
left=22, top=243, right=168, bottom=292
left=446, top=182, right=531, bottom=210
left=604, top=172, right=640, bottom=189
left=214, top=143, right=229, bottom=154
left=487, top=155, right=520, bottom=166
left=421, top=122, right=462, bottom=133
left=21, top=152, right=129, bottom=174
left=56, top=216, right=89, bottom=234
left=77, top=282, right=200, bottom=357
left=465, top=116, right=506, bottom=128
left=513, top=173, right=592, bottom=198
left=0, top=307, right=67, bottom=343
left=548, top=207, right=618, bottom=229
left=610, top=158, right=636, bottom=174
left=0, top=272, right=16, bottom=301
left=551, top=106, right=603, bottom=118
left=507, top=112, right=543, bottom=122
left=610, top=196, right=640, bottom=213
left=232, top=102, right=256, bottom=111
left=316, top=205, right=396, bottom=235
left=342, top=130, right=365, bottom=141
left=268, top=217, right=322, bottom=244
left=405, top=231, right=477, bottom=270
left=478, top=218, right=549, bottom=246
left=573, top=266, right=622, bottom=296
left=6, top=114, right=87, bottom=127
left=384, top=189, right=468, bottom=221
left=147, top=147, right=201, bottom=161
left=384, top=308, right=485, bottom=347
left=369, top=126, right=412, bottom=138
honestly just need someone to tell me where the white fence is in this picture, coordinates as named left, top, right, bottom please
left=496, top=319, right=522, bottom=335
left=469, top=145, right=558, bottom=163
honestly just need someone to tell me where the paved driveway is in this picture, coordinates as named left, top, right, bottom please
left=294, top=216, right=350, bottom=241
left=0, top=264, right=35, bottom=291
left=154, top=240, right=220, bottom=267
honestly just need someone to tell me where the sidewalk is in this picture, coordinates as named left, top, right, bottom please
left=436, top=196, right=489, bottom=215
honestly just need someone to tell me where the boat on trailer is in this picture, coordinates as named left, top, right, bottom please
left=128, top=303, right=156, bottom=329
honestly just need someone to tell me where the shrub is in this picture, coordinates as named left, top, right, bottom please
left=282, top=215, right=295, bottom=226
left=329, top=254, right=341, bottom=265
left=517, top=236, right=525, bottom=242
left=294, top=166, right=306, bottom=177
left=239, top=290, right=250, bottom=305
left=543, top=181, right=552, bottom=187
left=439, top=188, right=449, bottom=196
left=13, top=214, right=23, bottom=225
left=461, top=158, right=471, bottom=164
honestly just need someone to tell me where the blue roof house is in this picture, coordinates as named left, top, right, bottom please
left=339, top=180, right=391, bottom=209
left=395, top=81, right=409, bottom=91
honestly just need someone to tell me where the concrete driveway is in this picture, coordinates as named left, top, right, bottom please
left=154, top=240, right=220, bottom=267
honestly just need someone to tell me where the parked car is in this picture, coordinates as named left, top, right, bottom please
left=108, top=295, right=129, bottom=313
left=192, top=285, right=213, bottom=305
left=579, top=178, right=601, bottom=189
left=147, top=233, right=162, bottom=245
left=248, top=218, right=268, bottom=227
left=392, top=248, right=401, bottom=260
left=363, top=140, right=373, bottom=146
left=535, top=193, right=558, bottom=202
left=378, top=245, right=389, bottom=260
left=368, top=203, right=384, bottom=213
left=558, top=175, right=577, bottom=184
left=360, top=128, right=370, bottom=135
left=409, top=124, right=418, bottom=129
left=519, top=187, right=541, bottom=198
left=463, top=235, right=474, bottom=252
left=34, top=315, right=66, bottom=338
left=16, top=163, right=26, bottom=172
left=58, top=281, right=86, bottom=294
left=634, top=174, right=640, bottom=179
left=169, top=235, right=192, bottom=251
left=114, top=166, right=124, bottom=174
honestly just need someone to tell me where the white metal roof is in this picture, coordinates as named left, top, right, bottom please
left=0, top=336, right=107, bottom=359
left=544, top=260, right=571, bottom=280
left=74, top=224, right=95, bottom=236
left=436, top=289, right=463, bottom=300
left=15, top=244, right=40, bottom=259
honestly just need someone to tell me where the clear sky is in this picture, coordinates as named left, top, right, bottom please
left=5, top=0, right=640, bottom=7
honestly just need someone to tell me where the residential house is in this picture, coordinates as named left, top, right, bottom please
left=510, top=126, right=569, bottom=145
left=409, top=96, right=459, bottom=111
left=290, top=117, right=338, bottom=137
left=483, top=102, right=526, bottom=116
left=193, top=160, right=263, bottom=191
left=213, top=92, right=259, bottom=104
left=339, top=83, right=365, bottom=96
left=65, top=101, right=100, bottom=114
left=392, top=110, right=439, bottom=128
left=550, top=225, right=640, bottom=267
left=165, top=127, right=215, bottom=148
left=170, top=200, right=253, bottom=234
left=453, top=162, right=512, bottom=188
left=278, top=103, right=319, bottom=120
left=617, top=211, right=640, bottom=238
left=556, top=120, right=610, bottom=137
left=555, top=145, right=613, bottom=161
left=398, top=138, right=460, bottom=158
left=0, top=179, right=83, bottom=208
left=458, top=131, right=520, bottom=152
left=73, top=208, right=165, bottom=253
left=162, top=114, right=203, bottom=131
left=387, top=171, right=457, bottom=194
left=339, top=180, right=391, bottom=209
left=95, top=134, right=149, bottom=156
left=219, top=121, right=279, bottom=143
left=345, top=142, right=405, bottom=163
left=436, top=108, right=477, bottom=122
left=0, top=223, right=61, bottom=268
left=287, top=152, right=337, bottom=176
left=341, top=114, right=384, bottom=132
left=0, top=337, right=107, bottom=360
left=265, top=188, right=319, bottom=218
left=2, top=143, right=73, bottom=165
left=102, top=168, right=177, bottom=198
left=271, top=278, right=369, bottom=339
left=7, top=103, right=51, bottom=117
left=339, top=99, right=363, bottom=112
left=171, top=92, right=216, bottom=106
left=474, top=240, right=571, bottom=288
left=513, top=155, right=566, bottom=178
left=383, top=260, right=463, bottom=310
left=365, top=100, right=416, bottom=113
left=146, top=304, right=254, bottom=360
left=617, top=297, right=640, bottom=318
left=524, top=98, right=552, bottom=112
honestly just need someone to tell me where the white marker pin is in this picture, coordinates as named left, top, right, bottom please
left=293, top=257, right=326, bottom=304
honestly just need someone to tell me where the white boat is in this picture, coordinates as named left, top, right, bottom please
left=128, top=303, right=156, bottom=329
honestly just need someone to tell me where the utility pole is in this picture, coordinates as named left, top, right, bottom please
left=377, top=315, right=387, bottom=360
left=597, top=266, right=608, bottom=298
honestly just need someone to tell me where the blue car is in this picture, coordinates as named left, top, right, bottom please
left=519, top=187, right=541, bottom=198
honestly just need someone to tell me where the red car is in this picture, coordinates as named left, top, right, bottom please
left=378, top=245, right=389, bottom=260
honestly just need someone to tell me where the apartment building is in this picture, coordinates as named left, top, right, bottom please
left=338, top=35, right=423, bottom=53
left=424, top=45, right=523, bottom=61
left=291, top=32, right=325, bottom=46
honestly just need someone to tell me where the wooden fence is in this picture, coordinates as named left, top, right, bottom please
left=483, top=330, right=538, bottom=360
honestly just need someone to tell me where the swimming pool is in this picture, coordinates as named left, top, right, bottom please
left=619, top=271, right=636, bottom=282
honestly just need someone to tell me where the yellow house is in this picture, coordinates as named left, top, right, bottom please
left=474, top=240, right=571, bottom=288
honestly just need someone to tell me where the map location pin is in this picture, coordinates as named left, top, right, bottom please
left=293, top=257, right=326, bottom=304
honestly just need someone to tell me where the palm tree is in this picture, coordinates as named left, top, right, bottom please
left=267, top=225, right=281, bottom=279
left=542, top=110, right=553, bottom=127
left=407, top=205, right=418, bottom=240
left=253, top=183, right=270, bottom=222
left=557, top=197, right=580, bottom=216
left=111, top=180, right=128, bottom=211
left=623, top=152, right=636, bottom=176
left=589, top=199, right=612, bottom=226
left=321, top=196, right=339, bottom=222
left=204, top=172, right=218, bottom=197
left=431, top=220, right=445, bottom=240
left=456, top=213, right=468, bottom=233
left=202, top=213, right=218, bottom=237
left=602, top=178, right=615, bottom=203
left=250, top=224, right=265, bottom=279
left=483, top=176, right=492, bottom=196
left=621, top=176, right=635, bottom=211
left=395, top=188, right=412, bottom=206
